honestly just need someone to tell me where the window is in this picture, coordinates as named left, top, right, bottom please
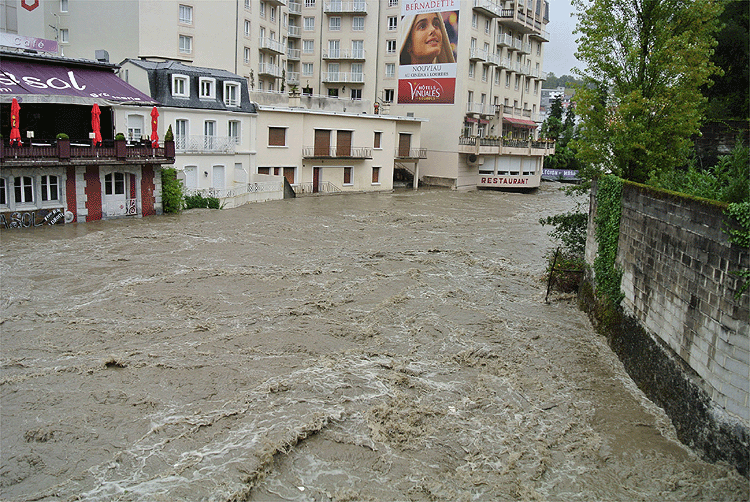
left=258, top=167, right=270, bottom=175
left=495, top=68, right=500, bottom=85
left=172, top=74, right=189, bottom=97
left=388, top=0, right=398, bottom=6
left=305, top=0, right=315, bottom=6
left=127, top=114, right=144, bottom=142
left=386, top=39, right=396, bottom=54
left=388, top=16, right=397, bottom=30
left=245, top=0, right=250, bottom=8
left=385, top=63, right=395, bottom=78
left=270, top=6, right=275, bottom=21
left=104, top=173, right=125, bottom=196
left=350, top=88, right=361, bottom=100
left=351, top=63, right=363, bottom=79
left=374, top=131, right=382, bottom=149
left=259, top=1, right=265, bottom=17
left=224, top=82, right=240, bottom=106
left=179, top=34, right=192, bottom=54
left=268, top=126, right=286, bottom=146
left=0, top=178, right=5, bottom=205
left=228, top=121, right=241, bottom=144
left=471, top=13, right=477, bottom=28
left=199, top=77, right=215, bottom=98
left=204, top=120, right=216, bottom=149
left=41, top=175, right=59, bottom=202
left=175, top=119, right=188, bottom=148
left=515, top=75, right=520, bottom=90
left=60, top=29, right=69, bottom=43
left=372, top=167, right=380, bottom=184
left=384, top=88, right=394, bottom=102
left=304, top=17, right=314, bottom=31
left=179, top=4, right=193, bottom=24
left=14, top=176, right=33, bottom=204
left=534, top=81, right=539, bottom=94
left=303, top=39, right=314, bottom=53
left=60, top=0, right=68, bottom=12
left=537, top=42, right=541, bottom=56
left=467, top=90, right=474, bottom=106
left=505, top=73, right=511, bottom=87
left=352, top=16, right=364, bottom=31
left=244, top=20, right=251, bottom=37
left=468, top=62, right=475, bottom=78
left=343, top=167, right=352, bottom=185
left=244, top=47, right=251, bottom=63
left=328, top=39, right=340, bottom=58
left=482, top=65, right=488, bottom=82
left=329, top=16, right=341, bottom=31
left=302, top=63, right=314, bottom=76
left=352, top=40, right=363, bottom=58
left=525, top=79, right=529, bottom=92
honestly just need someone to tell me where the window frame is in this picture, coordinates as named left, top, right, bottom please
left=329, top=16, right=341, bottom=31
left=371, top=166, right=380, bottom=185
left=179, top=34, right=193, bottom=54
left=40, top=175, right=59, bottom=202
left=179, top=4, right=193, bottom=25
left=387, top=16, right=397, bottom=30
left=352, top=16, right=364, bottom=31
left=268, top=126, right=287, bottom=147
left=343, top=167, right=352, bottom=186
left=172, top=74, right=190, bottom=97
left=199, top=77, right=216, bottom=99
left=14, top=176, right=34, bottom=205
left=224, top=81, right=241, bottom=107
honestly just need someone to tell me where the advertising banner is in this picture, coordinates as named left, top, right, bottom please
left=398, top=0, right=459, bottom=105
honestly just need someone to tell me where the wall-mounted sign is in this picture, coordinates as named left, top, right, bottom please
left=0, top=33, right=57, bottom=53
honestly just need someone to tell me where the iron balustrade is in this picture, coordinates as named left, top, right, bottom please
left=175, top=135, right=236, bottom=154
left=302, top=146, right=372, bottom=158
left=292, top=181, right=342, bottom=195
left=395, top=148, right=427, bottom=159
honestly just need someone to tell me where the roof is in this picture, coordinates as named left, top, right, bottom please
left=123, top=59, right=256, bottom=114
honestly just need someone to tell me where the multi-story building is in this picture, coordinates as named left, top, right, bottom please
left=1, top=0, right=553, bottom=190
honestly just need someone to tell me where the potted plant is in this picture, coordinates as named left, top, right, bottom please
left=56, top=133, right=70, bottom=159
left=115, top=132, right=127, bottom=158
left=164, top=125, right=175, bottom=159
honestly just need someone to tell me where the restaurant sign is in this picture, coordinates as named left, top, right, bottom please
left=1, top=208, right=65, bottom=229
left=0, top=33, right=57, bottom=53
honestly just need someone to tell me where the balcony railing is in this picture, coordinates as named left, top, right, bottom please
left=469, top=47, right=488, bottom=62
left=288, top=1, right=302, bottom=14
left=302, top=146, right=372, bottom=158
left=473, top=0, right=502, bottom=17
left=395, top=148, right=427, bottom=159
left=322, top=48, right=365, bottom=59
left=176, top=135, right=236, bottom=154
left=287, top=48, right=301, bottom=60
left=497, top=33, right=513, bottom=47
left=321, top=71, right=364, bottom=83
left=287, top=25, right=301, bottom=37
left=259, top=62, right=283, bottom=77
left=0, top=139, right=172, bottom=164
left=286, top=71, right=300, bottom=85
left=466, top=102, right=488, bottom=115
left=258, top=36, right=285, bottom=54
left=324, top=0, right=367, bottom=13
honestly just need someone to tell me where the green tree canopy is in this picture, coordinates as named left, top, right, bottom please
left=572, top=0, right=724, bottom=183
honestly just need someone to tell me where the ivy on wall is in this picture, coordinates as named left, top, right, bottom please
left=725, top=201, right=750, bottom=297
left=594, top=175, right=624, bottom=307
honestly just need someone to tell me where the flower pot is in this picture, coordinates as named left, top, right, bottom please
left=57, top=138, right=70, bottom=159
left=115, top=138, right=127, bottom=159
left=164, top=140, right=175, bottom=159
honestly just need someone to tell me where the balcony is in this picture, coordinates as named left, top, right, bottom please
left=457, top=136, right=555, bottom=157
left=287, top=25, right=301, bottom=38
left=519, top=41, right=532, bottom=54
left=287, top=48, right=301, bottom=60
left=497, top=33, right=513, bottom=47
left=265, top=0, right=287, bottom=5
left=395, top=147, right=427, bottom=159
left=302, top=145, right=372, bottom=159
left=288, top=1, right=302, bottom=14
left=529, top=29, right=549, bottom=42
left=322, top=48, right=365, bottom=60
left=469, top=47, right=488, bottom=62
left=473, top=0, right=502, bottom=17
left=466, top=102, right=487, bottom=115
left=0, top=139, right=174, bottom=166
left=286, top=71, right=300, bottom=85
left=259, top=62, right=283, bottom=78
left=176, top=135, right=236, bottom=154
left=324, top=1, right=367, bottom=14
left=259, top=36, right=285, bottom=55
left=321, top=71, right=364, bottom=83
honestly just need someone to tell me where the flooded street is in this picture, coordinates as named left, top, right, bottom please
left=1, top=184, right=746, bottom=501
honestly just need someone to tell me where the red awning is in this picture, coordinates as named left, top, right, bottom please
left=503, top=117, right=537, bottom=127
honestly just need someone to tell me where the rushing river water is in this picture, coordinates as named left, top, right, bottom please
left=1, top=184, right=747, bottom=501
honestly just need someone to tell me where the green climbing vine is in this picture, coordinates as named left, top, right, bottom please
left=724, top=201, right=750, bottom=298
left=594, top=175, right=624, bottom=307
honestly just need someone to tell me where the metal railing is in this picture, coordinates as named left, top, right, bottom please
left=321, top=71, right=364, bottom=83
left=185, top=181, right=283, bottom=200
left=259, top=36, right=285, bottom=54
left=302, top=146, right=372, bottom=158
left=258, top=62, right=283, bottom=77
left=394, top=148, right=427, bottom=159
left=323, top=0, right=367, bottom=13
left=176, top=135, right=236, bottom=154
left=292, top=181, right=342, bottom=195
left=0, top=139, right=169, bottom=163
left=322, top=48, right=365, bottom=59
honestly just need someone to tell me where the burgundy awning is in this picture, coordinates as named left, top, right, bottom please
left=0, top=59, right=156, bottom=105
left=503, top=117, right=537, bottom=128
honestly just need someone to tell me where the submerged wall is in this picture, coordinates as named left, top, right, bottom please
left=584, top=181, right=749, bottom=476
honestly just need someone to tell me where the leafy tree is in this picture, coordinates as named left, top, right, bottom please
left=572, top=0, right=724, bottom=184
left=161, top=167, right=183, bottom=213
left=541, top=96, right=564, bottom=140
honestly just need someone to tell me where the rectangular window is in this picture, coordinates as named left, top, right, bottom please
left=244, top=20, right=251, bottom=37
left=384, top=88, right=394, bottom=102
left=302, top=63, right=314, bottom=76
left=179, top=35, right=192, bottom=54
left=485, top=19, right=490, bottom=34
left=329, top=17, right=341, bottom=31
left=534, top=81, right=539, bottom=94
left=244, top=47, right=251, bottom=63
left=224, top=82, right=240, bottom=106
left=60, top=28, right=69, bottom=43
left=270, top=6, right=276, bottom=21
left=372, top=167, right=380, bottom=184
left=468, top=62, right=475, bottom=78
left=537, top=42, right=541, bottom=55
left=505, top=73, right=511, bottom=87
left=14, top=176, right=33, bottom=204
left=386, top=39, right=396, bottom=54
left=258, top=167, right=270, bottom=175
left=343, top=167, right=352, bottom=185
left=60, top=0, right=68, bottom=12
left=304, top=17, right=314, bottom=31
left=305, top=0, right=315, bottom=6
left=351, top=63, right=363, bottom=77
left=495, top=68, right=500, bottom=85
left=482, top=66, right=488, bottom=82
left=199, top=77, right=215, bottom=98
left=268, top=126, right=286, bottom=146
left=350, top=88, right=361, bottom=100
left=385, top=63, right=395, bottom=78
left=388, top=16, right=397, bottom=30
left=175, top=119, right=188, bottom=148
left=228, top=121, right=241, bottom=144
left=41, top=175, right=59, bottom=202
left=303, top=39, right=314, bottom=53
left=389, top=0, right=398, bottom=6
left=471, top=13, right=477, bottom=28
left=179, top=4, right=193, bottom=24
left=352, top=16, right=364, bottom=31
left=352, top=40, right=364, bottom=58
left=374, top=131, right=381, bottom=149
left=328, top=39, right=340, bottom=58
left=172, top=74, right=189, bottom=97
left=515, top=75, right=520, bottom=90
left=0, top=178, right=6, bottom=205
left=259, top=1, right=266, bottom=16
left=245, top=0, right=250, bottom=8
left=105, top=173, right=125, bottom=196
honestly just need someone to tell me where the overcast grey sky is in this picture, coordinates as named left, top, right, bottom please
left=543, top=0, right=583, bottom=76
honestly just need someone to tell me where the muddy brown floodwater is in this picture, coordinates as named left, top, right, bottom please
left=1, top=184, right=747, bottom=501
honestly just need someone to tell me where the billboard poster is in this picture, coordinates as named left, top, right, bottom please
left=398, top=0, right=459, bottom=105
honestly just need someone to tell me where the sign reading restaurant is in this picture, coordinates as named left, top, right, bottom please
left=398, top=0, right=459, bottom=105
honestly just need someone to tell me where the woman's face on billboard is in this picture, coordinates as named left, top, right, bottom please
left=408, top=13, right=443, bottom=64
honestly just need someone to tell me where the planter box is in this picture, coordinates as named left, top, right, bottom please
left=164, top=140, right=175, bottom=159
left=57, top=138, right=70, bottom=159
left=115, top=138, right=127, bottom=159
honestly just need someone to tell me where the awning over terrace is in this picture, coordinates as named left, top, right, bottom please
left=503, top=117, right=537, bottom=128
left=0, top=58, right=156, bottom=106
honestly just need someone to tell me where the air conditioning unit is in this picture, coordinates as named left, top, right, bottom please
left=467, top=154, right=484, bottom=167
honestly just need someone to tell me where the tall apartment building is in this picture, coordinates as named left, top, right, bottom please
left=1, top=0, right=552, bottom=190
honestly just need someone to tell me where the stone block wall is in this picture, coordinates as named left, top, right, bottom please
left=617, top=183, right=749, bottom=425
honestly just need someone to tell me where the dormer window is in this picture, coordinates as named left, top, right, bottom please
left=224, top=81, right=240, bottom=107
left=172, top=74, right=189, bottom=97
left=199, top=77, right=216, bottom=99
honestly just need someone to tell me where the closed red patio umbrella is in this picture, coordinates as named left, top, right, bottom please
left=10, top=98, right=21, bottom=146
left=150, top=106, right=159, bottom=148
left=91, top=103, right=102, bottom=146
